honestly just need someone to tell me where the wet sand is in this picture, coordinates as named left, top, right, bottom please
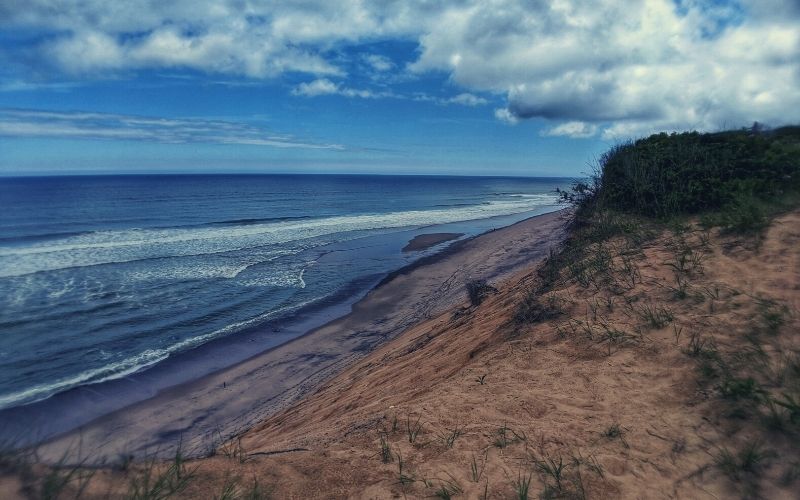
left=36, top=209, right=568, bottom=463
left=401, top=232, right=463, bottom=252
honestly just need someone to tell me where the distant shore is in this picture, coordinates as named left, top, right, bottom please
left=29, top=209, right=566, bottom=463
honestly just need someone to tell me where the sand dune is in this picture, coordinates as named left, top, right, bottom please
left=176, top=210, right=799, bottom=498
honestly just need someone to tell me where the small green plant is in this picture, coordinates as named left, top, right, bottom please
left=637, top=304, right=674, bottom=329
left=215, top=474, right=241, bottom=500
left=396, top=452, right=415, bottom=487
left=514, top=292, right=564, bottom=325
left=719, top=376, right=764, bottom=402
left=573, top=452, right=605, bottom=478
left=243, top=476, right=270, bottom=500
left=439, top=425, right=463, bottom=449
left=703, top=194, right=771, bottom=234
left=406, top=414, right=423, bottom=443
left=466, top=280, right=497, bottom=306
left=774, top=393, right=800, bottom=425
left=475, top=374, right=487, bottom=385
left=432, top=477, right=462, bottom=499
left=534, top=454, right=566, bottom=492
left=379, top=433, right=393, bottom=463
left=35, top=445, right=95, bottom=500
left=685, top=333, right=717, bottom=359
left=618, top=254, right=641, bottom=288
left=602, top=423, right=629, bottom=448
left=715, top=441, right=771, bottom=481
left=494, top=425, right=510, bottom=449
left=673, top=324, right=684, bottom=344
left=493, top=424, right=524, bottom=449
left=602, top=423, right=622, bottom=439
left=219, top=436, right=247, bottom=464
left=511, top=471, right=532, bottom=500
left=597, top=325, right=638, bottom=355
left=470, top=452, right=487, bottom=482
left=671, top=274, right=691, bottom=300
left=756, top=298, right=788, bottom=335
left=40, top=463, right=94, bottom=500
left=127, top=447, right=197, bottom=500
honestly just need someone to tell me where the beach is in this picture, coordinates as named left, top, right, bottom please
left=4, top=128, right=800, bottom=498
left=31, top=209, right=568, bottom=463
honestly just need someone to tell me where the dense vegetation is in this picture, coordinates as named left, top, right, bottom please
left=563, top=125, right=800, bottom=231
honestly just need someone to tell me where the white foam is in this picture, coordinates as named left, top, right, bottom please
left=0, top=195, right=561, bottom=278
left=0, top=295, right=324, bottom=409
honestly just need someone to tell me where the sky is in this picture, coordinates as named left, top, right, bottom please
left=0, top=0, right=798, bottom=177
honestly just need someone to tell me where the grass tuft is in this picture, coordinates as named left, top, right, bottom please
left=715, top=441, right=772, bottom=481
left=466, top=280, right=497, bottom=307
left=406, top=414, right=423, bottom=444
left=510, top=471, right=532, bottom=500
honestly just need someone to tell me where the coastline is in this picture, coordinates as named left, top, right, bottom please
left=25, top=209, right=568, bottom=463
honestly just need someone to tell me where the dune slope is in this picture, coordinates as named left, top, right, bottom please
left=157, top=210, right=800, bottom=499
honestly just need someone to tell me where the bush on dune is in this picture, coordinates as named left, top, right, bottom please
left=564, top=125, right=800, bottom=231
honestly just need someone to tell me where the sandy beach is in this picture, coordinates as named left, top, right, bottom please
left=34, top=209, right=567, bottom=463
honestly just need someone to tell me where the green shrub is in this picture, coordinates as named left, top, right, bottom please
left=563, top=126, right=800, bottom=226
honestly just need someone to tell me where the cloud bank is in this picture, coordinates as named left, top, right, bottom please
left=0, top=109, right=343, bottom=149
left=3, top=0, right=799, bottom=138
left=409, top=0, right=800, bottom=138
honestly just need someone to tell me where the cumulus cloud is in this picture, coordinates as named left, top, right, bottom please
left=542, top=121, right=598, bottom=139
left=3, top=0, right=800, bottom=138
left=410, top=0, right=800, bottom=137
left=0, top=109, right=343, bottom=149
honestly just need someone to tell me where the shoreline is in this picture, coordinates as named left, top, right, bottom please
left=22, top=208, right=568, bottom=463
left=0, top=207, right=561, bottom=445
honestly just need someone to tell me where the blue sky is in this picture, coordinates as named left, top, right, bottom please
left=0, top=0, right=798, bottom=176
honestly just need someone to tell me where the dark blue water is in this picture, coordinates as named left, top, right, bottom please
left=0, top=174, right=567, bottom=410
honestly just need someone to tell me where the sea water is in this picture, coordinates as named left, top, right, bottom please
left=0, top=174, right=568, bottom=410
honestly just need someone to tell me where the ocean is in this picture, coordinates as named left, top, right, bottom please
left=0, top=174, right=568, bottom=412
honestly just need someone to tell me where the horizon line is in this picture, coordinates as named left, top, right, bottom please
left=0, top=171, right=578, bottom=180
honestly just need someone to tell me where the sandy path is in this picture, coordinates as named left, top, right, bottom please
left=39, top=210, right=567, bottom=463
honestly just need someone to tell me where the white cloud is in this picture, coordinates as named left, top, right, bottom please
left=410, top=0, right=800, bottom=136
left=3, top=0, right=800, bottom=137
left=292, top=80, right=487, bottom=107
left=292, top=79, right=341, bottom=97
left=543, top=121, right=598, bottom=139
left=446, top=93, right=487, bottom=106
left=291, top=78, right=389, bottom=99
left=494, top=108, right=518, bottom=125
left=0, top=109, right=343, bottom=149
left=364, top=54, right=394, bottom=72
